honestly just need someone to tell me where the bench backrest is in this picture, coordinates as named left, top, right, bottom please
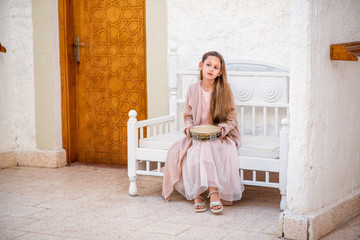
left=168, top=50, right=289, bottom=137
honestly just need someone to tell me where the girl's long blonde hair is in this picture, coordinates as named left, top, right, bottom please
left=200, top=51, right=234, bottom=125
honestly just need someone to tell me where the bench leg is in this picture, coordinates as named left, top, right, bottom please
left=127, top=110, right=138, bottom=197
left=280, top=190, right=287, bottom=211
left=129, top=176, right=138, bottom=196
left=279, top=118, right=289, bottom=211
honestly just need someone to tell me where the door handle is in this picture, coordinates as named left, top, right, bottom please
left=73, top=36, right=85, bottom=63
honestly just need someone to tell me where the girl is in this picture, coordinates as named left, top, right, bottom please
left=162, top=51, right=243, bottom=214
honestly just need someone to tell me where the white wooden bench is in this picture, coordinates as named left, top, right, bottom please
left=127, top=48, right=290, bottom=210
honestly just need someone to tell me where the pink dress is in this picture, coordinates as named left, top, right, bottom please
left=162, top=82, right=244, bottom=202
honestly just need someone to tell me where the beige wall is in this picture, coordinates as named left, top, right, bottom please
left=33, top=0, right=62, bottom=151
left=146, top=0, right=168, bottom=118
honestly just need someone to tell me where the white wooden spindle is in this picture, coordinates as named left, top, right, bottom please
left=252, top=106, right=256, bottom=135
left=241, top=107, right=244, bottom=134
left=240, top=169, right=244, bottom=181
left=263, top=107, right=267, bottom=136
left=140, top=127, right=144, bottom=139
left=275, top=107, right=279, bottom=136
left=253, top=170, right=256, bottom=182
left=153, top=125, right=156, bottom=136
left=266, top=172, right=270, bottom=183
left=146, top=161, right=150, bottom=172
left=157, top=162, right=161, bottom=172
left=146, top=126, right=150, bottom=137
left=159, top=124, right=163, bottom=134
left=287, top=108, right=290, bottom=119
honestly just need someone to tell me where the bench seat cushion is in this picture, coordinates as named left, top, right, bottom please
left=139, top=131, right=279, bottom=159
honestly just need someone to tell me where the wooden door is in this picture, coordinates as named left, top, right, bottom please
left=73, top=0, right=147, bottom=165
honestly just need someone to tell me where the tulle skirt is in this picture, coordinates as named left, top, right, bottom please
left=174, top=139, right=244, bottom=201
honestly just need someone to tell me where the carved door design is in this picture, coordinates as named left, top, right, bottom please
left=74, top=0, right=147, bottom=165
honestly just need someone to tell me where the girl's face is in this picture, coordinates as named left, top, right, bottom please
left=199, top=56, right=222, bottom=82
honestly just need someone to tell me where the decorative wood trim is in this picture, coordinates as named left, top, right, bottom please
left=330, top=41, right=360, bottom=61
left=58, top=0, right=70, bottom=164
left=58, top=0, right=76, bottom=165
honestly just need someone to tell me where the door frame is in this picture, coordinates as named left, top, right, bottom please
left=59, top=0, right=76, bottom=165
left=58, top=0, right=149, bottom=165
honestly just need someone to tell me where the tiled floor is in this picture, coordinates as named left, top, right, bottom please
left=0, top=165, right=359, bottom=240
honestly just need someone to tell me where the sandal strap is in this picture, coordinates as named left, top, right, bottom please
left=209, top=201, right=223, bottom=208
left=194, top=202, right=206, bottom=208
left=207, top=190, right=219, bottom=198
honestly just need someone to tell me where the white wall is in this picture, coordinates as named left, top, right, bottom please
left=146, top=0, right=168, bottom=118
left=0, top=0, right=65, bottom=169
left=167, top=0, right=291, bottom=69
left=288, top=0, right=360, bottom=214
left=0, top=0, right=36, bottom=151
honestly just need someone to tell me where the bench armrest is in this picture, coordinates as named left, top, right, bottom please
left=127, top=110, right=176, bottom=139
left=135, top=115, right=175, bottom=128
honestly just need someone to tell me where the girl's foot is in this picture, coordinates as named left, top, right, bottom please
left=194, top=196, right=207, bottom=213
left=208, top=190, right=223, bottom=214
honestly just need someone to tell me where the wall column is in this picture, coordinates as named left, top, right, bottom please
left=281, top=0, right=360, bottom=239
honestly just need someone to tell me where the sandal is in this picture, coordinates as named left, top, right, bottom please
left=208, top=190, right=223, bottom=214
left=194, top=196, right=207, bottom=213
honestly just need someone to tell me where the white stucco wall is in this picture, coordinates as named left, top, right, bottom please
left=0, top=0, right=36, bottom=151
left=146, top=0, right=168, bottom=118
left=167, top=0, right=291, bottom=69
left=0, top=0, right=63, bottom=168
left=288, top=0, right=360, bottom=214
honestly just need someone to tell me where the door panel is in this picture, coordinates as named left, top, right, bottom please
left=73, top=0, right=147, bottom=165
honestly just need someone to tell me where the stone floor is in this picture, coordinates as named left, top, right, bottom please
left=0, top=164, right=359, bottom=240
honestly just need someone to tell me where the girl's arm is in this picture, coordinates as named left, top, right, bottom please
left=183, top=89, right=194, bottom=136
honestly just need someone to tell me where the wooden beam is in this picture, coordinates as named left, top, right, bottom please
left=330, top=41, right=360, bottom=61
left=0, top=43, right=6, bottom=53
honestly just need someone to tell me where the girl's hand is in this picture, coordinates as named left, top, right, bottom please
left=218, top=125, right=232, bottom=144
left=185, top=126, right=193, bottom=138
left=219, top=125, right=226, bottom=139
